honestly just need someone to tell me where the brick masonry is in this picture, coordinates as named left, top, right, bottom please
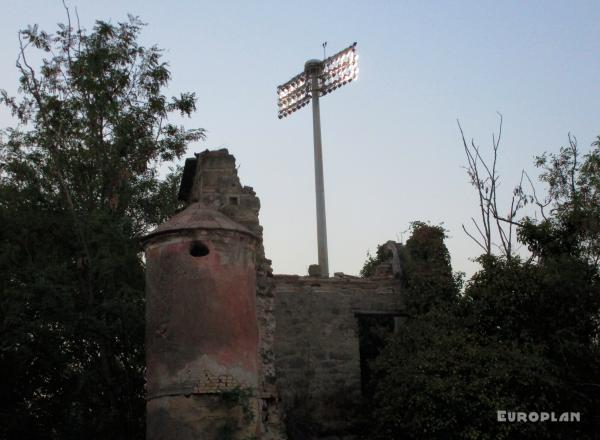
left=175, top=149, right=405, bottom=439
left=273, top=275, right=403, bottom=435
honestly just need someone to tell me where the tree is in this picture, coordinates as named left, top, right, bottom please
left=0, top=10, right=203, bottom=438
left=520, top=136, right=600, bottom=271
left=369, top=301, right=569, bottom=440
left=363, top=132, right=600, bottom=439
left=400, top=222, right=459, bottom=312
left=368, top=255, right=600, bottom=439
left=360, top=222, right=460, bottom=311
left=458, top=114, right=530, bottom=259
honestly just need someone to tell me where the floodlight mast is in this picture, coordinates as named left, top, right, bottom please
left=277, top=43, right=358, bottom=278
left=305, top=59, right=329, bottom=278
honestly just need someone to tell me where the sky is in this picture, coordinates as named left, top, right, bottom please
left=1, top=0, right=599, bottom=278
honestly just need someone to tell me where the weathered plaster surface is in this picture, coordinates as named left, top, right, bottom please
left=143, top=209, right=261, bottom=439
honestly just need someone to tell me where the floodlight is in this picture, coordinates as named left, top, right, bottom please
left=276, top=43, right=359, bottom=277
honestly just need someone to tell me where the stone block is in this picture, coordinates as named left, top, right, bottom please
left=308, top=264, right=321, bottom=277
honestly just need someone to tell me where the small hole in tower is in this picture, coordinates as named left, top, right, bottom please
left=229, top=196, right=239, bottom=206
left=190, top=242, right=209, bottom=257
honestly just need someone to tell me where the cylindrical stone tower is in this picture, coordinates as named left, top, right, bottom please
left=142, top=202, right=260, bottom=439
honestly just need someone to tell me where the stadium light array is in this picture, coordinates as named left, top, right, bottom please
left=276, top=43, right=359, bottom=277
left=277, top=42, right=358, bottom=119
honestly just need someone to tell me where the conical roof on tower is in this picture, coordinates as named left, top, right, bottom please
left=141, top=202, right=258, bottom=244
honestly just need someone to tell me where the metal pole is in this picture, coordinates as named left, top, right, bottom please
left=306, top=60, right=329, bottom=277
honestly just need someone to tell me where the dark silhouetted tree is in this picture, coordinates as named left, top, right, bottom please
left=0, top=10, right=203, bottom=439
left=363, top=135, right=600, bottom=439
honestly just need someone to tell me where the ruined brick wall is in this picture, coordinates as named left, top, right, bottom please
left=180, top=149, right=283, bottom=439
left=273, top=276, right=403, bottom=436
left=176, top=149, right=405, bottom=439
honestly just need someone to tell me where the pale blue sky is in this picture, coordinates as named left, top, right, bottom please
left=2, top=0, right=599, bottom=277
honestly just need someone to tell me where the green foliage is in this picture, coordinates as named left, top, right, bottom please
left=465, top=255, right=600, bottom=349
left=357, top=315, right=395, bottom=400
left=401, top=222, right=460, bottom=312
left=368, top=253, right=600, bottom=439
left=216, top=387, right=256, bottom=440
left=521, top=137, right=600, bottom=270
left=359, top=244, right=387, bottom=278
left=364, top=140, right=600, bottom=439
left=218, top=387, right=255, bottom=424
left=0, top=13, right=201, bottom=439
left=371, top=307, right=561, bottom=439
left=361, top=222, right=460, bottom=311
